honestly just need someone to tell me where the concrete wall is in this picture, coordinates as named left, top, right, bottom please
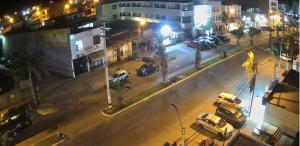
left=264, top=103, right=299, bottom=136
left=107, top=41, right=132, bottom=63
left=70, top=27, right=103, bottom=60
left=3, top=28, right=74, bottom=78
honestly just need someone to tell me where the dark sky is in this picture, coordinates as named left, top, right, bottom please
left=0, top=0, right=47, bottom=16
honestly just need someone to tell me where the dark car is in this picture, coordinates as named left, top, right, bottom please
left=215, top=103, right=247, bottom=128
left=0, top=102, right=32, bottom=137
left=217, top=35, right=230, bottom=42
left=185, top=40, right=199, bottom=48
left=136, top=62, right=159, bottom=77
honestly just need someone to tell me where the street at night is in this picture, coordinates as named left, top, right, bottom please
left=0, top=0, right=299, bottom=146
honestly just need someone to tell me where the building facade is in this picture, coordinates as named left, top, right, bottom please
left=96, top=1, right=194, bottom=33
left=222, top=4, right=241, bottom=19
left=2, top=27, right=133, bottom=78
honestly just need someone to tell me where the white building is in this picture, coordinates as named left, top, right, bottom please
left=222, top=4, right=241, bottom=19
left=96, top=0, right=194, bottom=33
left=269, top=0, right=279, bottom=13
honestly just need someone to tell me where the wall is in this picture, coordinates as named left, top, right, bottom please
left=264, top=103, right=299, bottom=136
left=3, top=28, right=74, bottom=78
left=70, top=27, right=103, bottom=60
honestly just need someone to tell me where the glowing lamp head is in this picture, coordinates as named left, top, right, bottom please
left=229, top=8, right=235, bottom=14
left=160, top=25, right=171, bottom=37
left=65, top=4, right=70, bottom=9
left=140, top=20, right=146, bottom=26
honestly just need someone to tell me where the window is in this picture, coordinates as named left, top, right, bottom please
left=75, top=40, right=83, bottom=51
left=160, top=4, right=166, bottom=8
left=181, top=16, right=191, bottom=23
left=112, top=4, right=117, bottom=9
left=154, top=3, right=159, bottom=8
left=132, top=13, right=137, bottom=17
left=113, top=14, right=118, bottom=19
left=181, top=4, right=192, bottom=11
left=93, top=35, right=100, bottom=45
left=155, top=14, right=160, bottom=19
left=160, top=15, right=166, bottom=20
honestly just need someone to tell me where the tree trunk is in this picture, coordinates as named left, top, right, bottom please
left=237, top=39, right=240, bottom=47
left=161, top=57, right=168, bottom=84
left=195, top=47, right=201, bottom=69
left=28, top=71, right=37, bottom=105
left=273, top=60, right=279, bottom=81
left=269, top=32, right=272, bottom=48
left=250, top=36, right=254, bottom=46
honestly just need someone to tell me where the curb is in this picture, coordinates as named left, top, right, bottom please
left=101, top=43, right=261, bottom=118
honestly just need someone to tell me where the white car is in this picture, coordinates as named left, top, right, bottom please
left=197, top=113, right=233, bottom=137
left=216, top=92, right=242, bottom=108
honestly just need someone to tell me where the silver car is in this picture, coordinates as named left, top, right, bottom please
left=197, top=113, right=233, bottom=137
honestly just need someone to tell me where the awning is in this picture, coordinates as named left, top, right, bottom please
left=88, top=51, right=104, bottom=61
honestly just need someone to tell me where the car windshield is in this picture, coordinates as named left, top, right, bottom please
left=141, top=64, right=150, bottom=68
left=217, top=119, right=227, bottom=128
left=112, top=74, right=119, bottom=78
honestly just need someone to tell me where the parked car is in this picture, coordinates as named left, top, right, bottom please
left=109, top=70, right=129, bottom=84
left=185, top=40, right=199, bottom=48
left=136, top=62, right=160, bottom=77
left=197, top=113, right=234, bottom=138
left=215, top=103, right=247, bottom=128
left=215, top=92, right=242, bottom=108
left=0, top=102, right=32, bottom=137
left=198, top=37, right=215, bottom=44
left=217, top=35, right=230, bottom=42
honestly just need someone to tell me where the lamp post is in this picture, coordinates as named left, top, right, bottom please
left=137, top=20, right=146, bottom=60
left=170, top=104, right=185, bottom=146
left=100, top=22, right=112, bottom=110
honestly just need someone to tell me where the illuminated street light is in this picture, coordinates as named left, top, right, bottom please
left=160, top=24, right=171, bottom=37
left=94, top=0, right=99, bottom=3
left=65, top=4, right=70, bottom=9
left=9, top=18, right=14, bottom=24
left=229, top=8, right=235, bottom=15
left=140, top=19, right=146, bottom=26
left=69, top=0, right=73, bottom=4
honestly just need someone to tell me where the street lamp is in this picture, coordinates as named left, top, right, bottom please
left=8, top=18, right=14, bottom=24
left=137, top=19, right=146, bottom=60
left=64, top=4, right=70, bottom=9
left=170, top=104, right=185, bottom=146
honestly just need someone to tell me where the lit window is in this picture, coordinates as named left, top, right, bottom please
left=75, top=40, right=83, bottom=51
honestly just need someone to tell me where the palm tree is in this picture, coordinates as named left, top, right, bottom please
left=221, top=12, right=229, bottom=33
left=230, top=28, right=244, bottom=47
left=194, top=42, right=203, bottom=69
left=267, top=27, right=273, bottom=48
left=271, top=39, right=282, bottom=80
left=153, top=34, right=168, bottom=84
left=0, top=131, right=10, bottom=146
left=248, top=27, right=261, bottom=46
left=110, top=80, right=131, bottom=106
left=8, top=48, right=46, bottom=105
left=242, top=51, right=257, bottom=117
left=276, top=26, right=280, bottom=39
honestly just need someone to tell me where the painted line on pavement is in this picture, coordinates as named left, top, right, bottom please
left=101, top=43, right=261, bottom=118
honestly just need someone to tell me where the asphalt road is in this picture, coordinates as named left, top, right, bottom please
left=62, top=45, right=277, bottom=146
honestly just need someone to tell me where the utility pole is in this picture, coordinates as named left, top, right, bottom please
left=170, top=104, right=185, bottom=146
left=100, top=22, right=112, bottom=110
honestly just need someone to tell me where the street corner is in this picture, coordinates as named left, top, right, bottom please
left=35, top=103, right=59, bottom=116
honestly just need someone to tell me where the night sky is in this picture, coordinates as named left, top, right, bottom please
left=0, top=0, right=297, bottom=16
left=0, top=0, right=48, bottom=16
